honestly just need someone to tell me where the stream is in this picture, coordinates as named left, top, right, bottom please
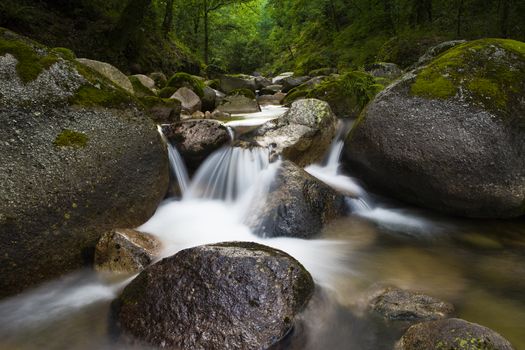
left=1, top=107, right=524, bottom=350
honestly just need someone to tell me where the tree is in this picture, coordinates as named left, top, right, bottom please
left=162, top=0, right=175, bottom=36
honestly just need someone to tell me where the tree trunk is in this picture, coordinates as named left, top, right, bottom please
left=500, top=0, right=510, bottom=38
left=162, top=0, right=175, bottom=36
left=204, top=8, right=209, bottom=64
left=456, top=0, right=464, bottom=37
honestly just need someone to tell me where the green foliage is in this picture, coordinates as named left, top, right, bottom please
left=0, top=35, right=58, bottom=83
left=54, top=129, right=89, bottom=148
left=166, top=72, right=205, bottom=97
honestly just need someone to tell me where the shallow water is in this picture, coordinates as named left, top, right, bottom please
left=1, top=120, right=524, bottom=349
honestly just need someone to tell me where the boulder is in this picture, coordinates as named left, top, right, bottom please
left=76, top=58, right=134, bottom=94
left=395, top=318, right=515, bottom=350
left=129, top=76, right=156, bottom=98
left=171, top=87, right=202, bottom=115
left=219, top=74, right=257, bottom=94
left=139, top=97, right=181, bottom=124
left=366, top=285, right=454, bottom=324
left=217, top=89, right=261, bottom=114
left=261, top=84, right=284, bottom=94
left=413, top=40, right=468, bottom=68
left=162, top=120, right=230, bottom=172
left=255, top=76, right=272, bottom=90
left=365, top=62, right=403, bottom=82
left=131, top=74, right=156, bottom=91
left=0, top=29, right=168, bottom=298
left=166, top=72, right=205, bottom=97
left=249, top=161, right=346, bottom=239
left=281, top=76, right=311, bottom=93
left=202, top=85, right=217, bottom=112
left=344, top=39, right=525, bottom=218
left=149, top=72, right=167, bottom=89
left=272, top=72, right=294, bottom=84
left=113, top=242, right=314, bottom=350
left=94, top=229, right=162, bottom=274
left=284, top=72, right=382, bottom=118
left=252, top=99, right=337, bottom=166
left=258, top=93, right=286, bottom=106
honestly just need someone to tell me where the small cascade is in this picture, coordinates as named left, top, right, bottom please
left=185, top=146, right=271, bottom=202
left=157, top=125, right=190, bottom=196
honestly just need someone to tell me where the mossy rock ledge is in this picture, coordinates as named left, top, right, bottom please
left=113, top=242, right=314, bottom=350
left=0, top=29, right=169, bottom=298
left=344, top=39, right=525, bottom=218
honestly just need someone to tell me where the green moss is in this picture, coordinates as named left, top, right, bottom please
left=69, top=85, right=131, bottom=108
left=51, top=47, right=76, bottom=60
left=228, top=88, right=256, bottom=99
left=129, top=76, right=155, bottom=98
left=166, top=72, right=205, bottom=97
left=54, top=129, right=88, bottom=148
left=158, top=86, right=177, bottom=98
left=206, top=79, right=220, bottom=90
left=410, top=39, right=525, bottom=119
left=139, top=96, right=179, bottom=109
left=0, top=37, right=58, bottom=83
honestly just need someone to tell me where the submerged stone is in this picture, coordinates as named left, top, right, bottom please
left=113, top=242, right=314, bottom=350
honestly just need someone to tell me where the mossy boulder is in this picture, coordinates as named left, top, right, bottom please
left=395, top=318, right=514, bottom=350
left=166, top=72, right=205, bottom=97
left=158, top=86, right=177, bottom=98
left=113, top=242, right=314, bottom=350
left=216, top=89, right=261, bottom=114
left=129, top=75, right=156, bottom=98
left=284, top=72, right=384, bottom=118
left=218, top=74, right=257, bottom=94
left=139, top=96, right=181, bottom=124
left=0, top=29, right=168, bottom=298
left=149, top=72, right=167, bottom=89
left=76, top=58, right=134, bottom=94
left=344, top=39, right=525, bottom=218
left=251, top=99, right=337, bottom=166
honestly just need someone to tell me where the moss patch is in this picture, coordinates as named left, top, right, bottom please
left=410, top=39, right=525, bottom=119
left=0, top=37, right=58, bottom=83
left=54, top=129, right=88, bottom=148
left=158, top=86, right=177, bottom=98
left=51, top=47, right=76, bottom=61
left=129, top=76, right=156, bottom=98
left=166, top=72, right=205, bottom=97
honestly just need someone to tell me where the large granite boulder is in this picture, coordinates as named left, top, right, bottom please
left=0, top=29, right=168, bottom=298
left=162, top=120, right=231, bottom=172
left=344, top=39, right=525, bottom=218
left=171, top=87, right=202, bottom=115
left=113, top=242, right=315, bottom=350
left=249, top=161, right=346, bottom=239
left=395, top=318, right=515, bottom=350
left=252, top=99, right=337, bottom=166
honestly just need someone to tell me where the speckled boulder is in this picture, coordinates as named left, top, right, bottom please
left=345, top=39, right=525, bottom=218
left=252, top=99, right=337, bottom=166
left=0, top=29, right=168, bottom=298
left=113, top=242, right=314, bottom=350
left=395, top=318, right=515, bottom=350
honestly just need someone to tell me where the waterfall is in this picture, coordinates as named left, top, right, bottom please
left=167, top=143, right=190, bottom=195
left=185, top=146, right=271, bottom=202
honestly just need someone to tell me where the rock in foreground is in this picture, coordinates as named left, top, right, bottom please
left=114, top=242, right=314, bottom=350
left=250, top=161, right=346, bottom=239
left=252, top=99, right=337, bottom=166
left=345, top=39, right=525, bottom=218
left=0, top=29, right=168, bottom=298
left=395, top=318, right=515, bottom=350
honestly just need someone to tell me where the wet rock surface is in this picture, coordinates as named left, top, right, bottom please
left=395, top=318, right=515, bottom=350
left=252, top=99, right=337, bottom=167
left=250, top=161, right=346, bottom=239
left=162, top=120, right=231, bottom=172
left=94, top=229, right=162, bottom=274
left=114, top=242, right=315, bottom=350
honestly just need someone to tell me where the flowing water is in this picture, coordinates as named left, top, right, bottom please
left=1, top=118, right=525, bottom=349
